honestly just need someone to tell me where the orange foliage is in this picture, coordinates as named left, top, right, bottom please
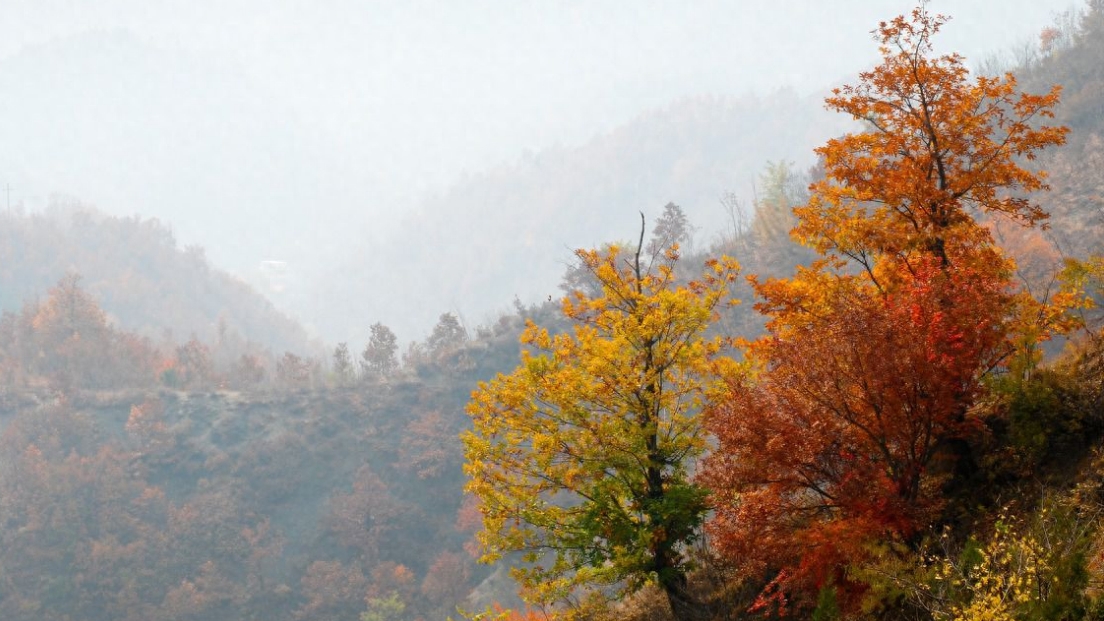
left=795, top=7, right=1065, bottom=274
left=367, top=561, right=417, bottom=599
left=27, top=273, right=113, bottom=388
left=0, top=409, right=178, bottom=620
left=702, top=5, right=1067, bottom=612
left=160, top=560, right=245, bottom=620
left=0, top=274, right=166, bottom=390
left=126, top=399, right=174, bottom=458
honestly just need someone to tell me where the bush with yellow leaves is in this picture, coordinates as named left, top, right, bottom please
left=929, top=517, right=1049, bottom=621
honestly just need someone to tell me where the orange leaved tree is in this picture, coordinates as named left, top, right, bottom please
left=794, top=7, right=1066, bottom=272
left=701, top=5, right=1067, bottom=612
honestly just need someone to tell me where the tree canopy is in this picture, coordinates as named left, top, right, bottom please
left=702, top=5, right=1071, bottom=611
left=463, top=228, right=740, bottom=619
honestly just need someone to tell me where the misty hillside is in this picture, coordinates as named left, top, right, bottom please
left=0, top=203, right=313, bottom=355
left=305, top=90, right=853, bottom=343
left=1016, top=6, right=1104, bottom=258
left=0, top=269, right=553, bottom=620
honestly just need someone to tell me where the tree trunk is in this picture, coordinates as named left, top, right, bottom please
left=661, top=572, right=704, bottom=621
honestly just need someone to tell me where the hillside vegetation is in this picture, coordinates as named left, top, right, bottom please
left=0, top=270, right=556, bottom=620
left=3, top=4, right=1104, bottom=621
left=0, top=202, right=314, bottom=355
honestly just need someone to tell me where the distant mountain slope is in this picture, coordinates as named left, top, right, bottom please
left=1015, top=4, right=1104, bottom=257
left=0, top=203, right=313, bottom=354
left=306, top=90, right=854, bottom=343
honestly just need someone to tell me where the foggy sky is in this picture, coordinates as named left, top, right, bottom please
left=1, top=1, right=1076, bottom=187
left=0, top=0, right=1081, bottom=341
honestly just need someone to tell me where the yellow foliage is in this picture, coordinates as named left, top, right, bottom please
left=462, top=240, right=740, bottom=610
left=929, top=518, right=1050, bottom=621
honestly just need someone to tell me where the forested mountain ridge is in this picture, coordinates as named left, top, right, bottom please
left=0, top=203, right=314, bottom=356
left=0, top=273, right=555, bottom=620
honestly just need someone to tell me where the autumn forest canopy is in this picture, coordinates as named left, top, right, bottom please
left=4, top=4, right=1104, bottom=621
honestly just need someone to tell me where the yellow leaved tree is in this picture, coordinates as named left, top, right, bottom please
left=462, top=222, right=740, bottom=620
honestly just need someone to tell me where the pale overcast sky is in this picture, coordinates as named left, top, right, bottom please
left=0, top=1, right=1079, bottom=188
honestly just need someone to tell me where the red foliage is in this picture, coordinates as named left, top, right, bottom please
left=700, top=5, right=1066, bottom=611
left=701, top=259, right=1009, bottom=605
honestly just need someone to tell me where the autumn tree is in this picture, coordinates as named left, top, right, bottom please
left=174, top=337, right=214, bottom=388
left=0, top=274, right=161, bottom=389
left=361, top=322, right=399, bottom=380
left=332, top=342, right=355, bottom=386
left=702, top=5, right=1068, bottom=611
left=746, top=162, right=816, bottom=274
left=230, top=353, right=267, bottom=388
left=463, top=222, right=740, bottom=620
left=420, top=551, right=472, bottom=610
left=276, top=352, right=312, bottom=389
left=0, top=405, right=202, bottom=621
left=28, top=273, right=112, bottom=388
left=399, top=409, right=462, bottom=480
left=324, top=465, right=403, bottom=562
left=646, top=202, right=693, bottom=259
left=294, top=560, right=369, bottom=621
left=427, top=312, right=467, bottom=357
left=702, top=259, right=1011, bottom=608
left=794, top=7, right=1066, bottom=272
left=558, top=243, right=619, bottom=300
left=126, top=398, right=175, bottom=460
